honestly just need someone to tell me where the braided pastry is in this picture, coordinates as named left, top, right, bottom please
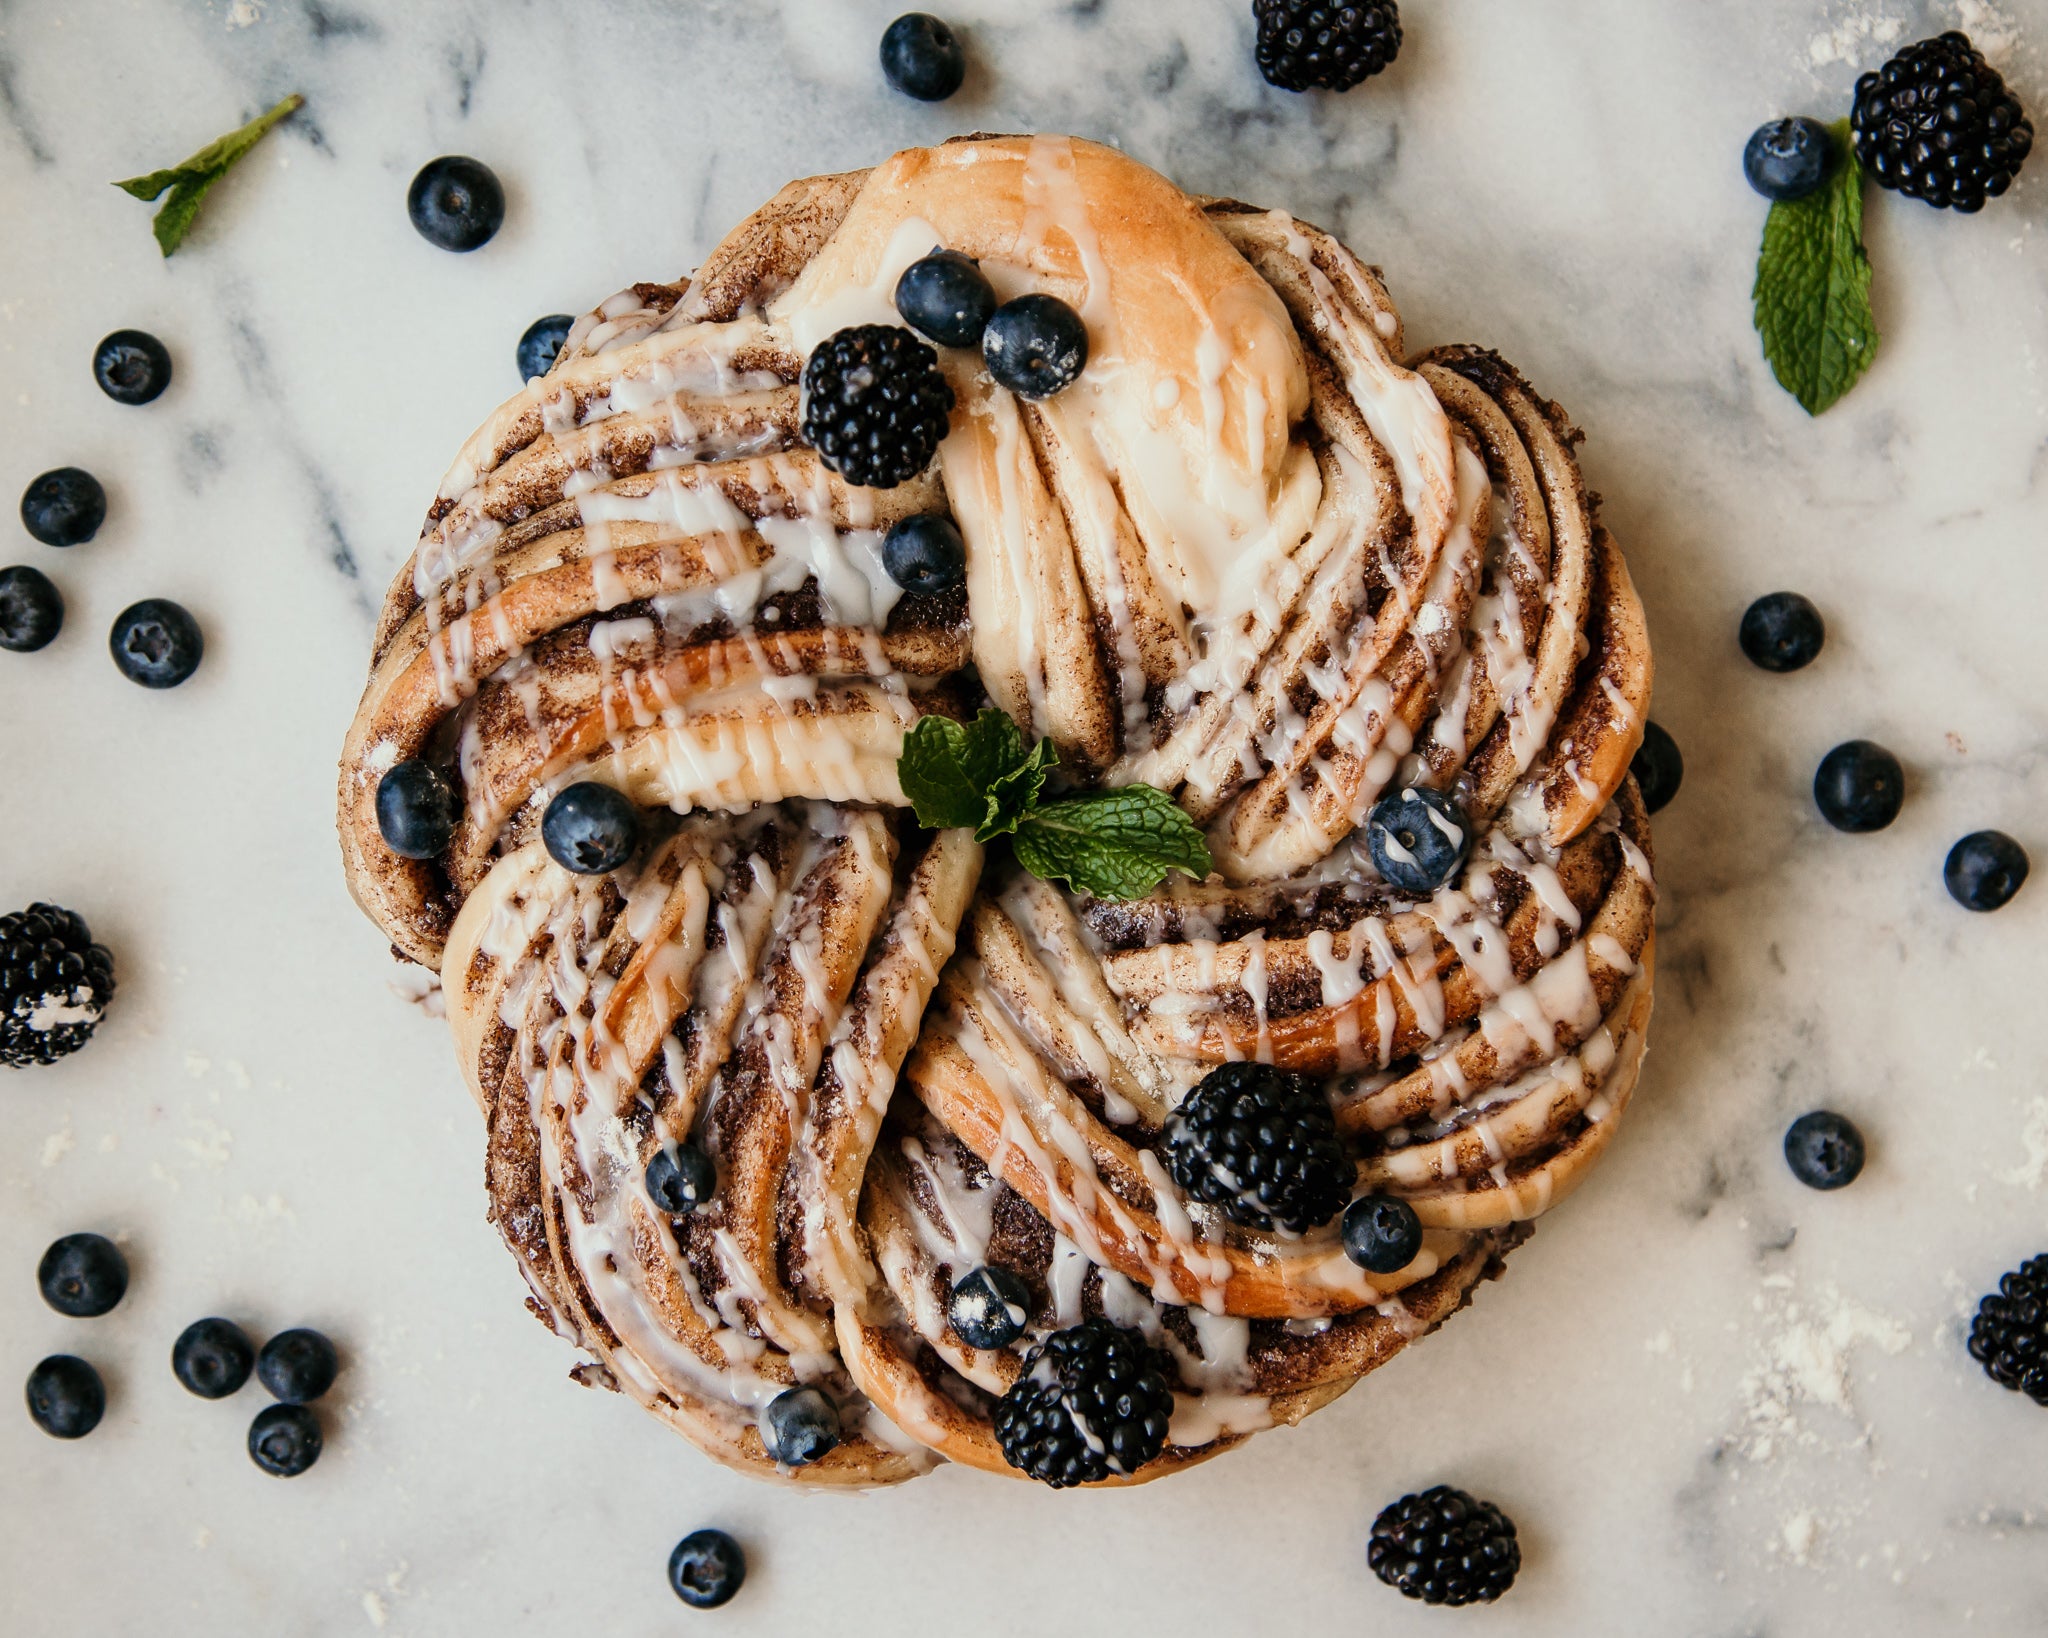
left=337, top=135, right=1655, bottom=1488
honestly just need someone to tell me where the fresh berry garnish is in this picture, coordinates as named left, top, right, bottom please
left=669, top=1528, right=747, bottom=1608
left=1739, top=591, right=1825, bottom=672
left=0, top=565, right=63, bottom=653
left=760, top=1385, right=841, bottom=1467
left=248, top=1403, right=322, bottom=1476
left=542, top=782, right=641, bottom=875
left=800, top=324, right=955, bottom=488
left=1162, top=1062, right=1351, bottom=1232
left=257, top=1328, right=339, bottom=1403
left=1783, top=1110, right=1865, bottom=1190
left=1813, top=739, right=1903, bottom=832
left=1254, top=0, right=1402, bottom=93
left=1945, top=830, right=2028, bottom=912
left=1631, top=721, right=1683, bottom=814
left=1852, top=31, right=2033, bottom=212
left=994, top=1317, right=1173, bottom=1487
left=644, top=1142, right=716, bottom=1214
left=109, top=598, right=203, bottom=688
left=894, top=250, right=997, bottom=348
left=1365, top=785, right=1471, bottom=895
left=20, top=467, right=106, bottom=548
left=982, top=295, right=1088, bottom=400
left=1369, top=1484, right=1521, bottom=1605
left=881, top=513, right=967, bottom=595
left=1742, top=118, right=1835, bottom=201
left=879, top=12, right=967, bottom=101
left=1, top=902, right=115, bottom=1068
left=92, top=329, right=173, bottom=405
left=376, top=760, right=460, bottom=859
left=1968, top=1253, right=2048, bottom=1405
left=407, top=156, right=506, bottom=251
left=37, top=1232, right=128, bottom=1317
left=949, top=1264, right=1032, bottom=1349
left=517, top=313, right=574, bottom=381
left=1341, top=1194, right=1422, bottom=1274
left=172, top=1318, right=256, bottom=1399
left=26, top=1355, right=105, bottom=1440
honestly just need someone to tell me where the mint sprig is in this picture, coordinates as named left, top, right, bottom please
left=1752, top=118, right=1878, bottom=415
left=115, top=93, right=304, bottom=257
left=899, top=709, right=1212, bottom=900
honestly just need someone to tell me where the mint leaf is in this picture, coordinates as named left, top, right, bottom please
left=979, top=733, right=1057, bottom=842
left=898, top=715, right=991, bottom=830
left=1012, top=785, right=1213, bottom=901
left=1753, top=119, right=1877, bottom=415
left=898, top=708, right=1041, bottom=834
left=113, top=93, right=303, bottom=256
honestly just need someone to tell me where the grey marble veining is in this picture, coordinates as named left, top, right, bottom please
left=3, top=1, right=2047, bottom=1632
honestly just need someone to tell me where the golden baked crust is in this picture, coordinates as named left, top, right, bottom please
left=336, top=136, right=1655, bottom=1488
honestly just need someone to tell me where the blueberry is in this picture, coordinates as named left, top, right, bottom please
left=376, top=760, right=460, bottom=859
left=895, top=250, right=997, bottom=348
left=1743, top=117, right=1835, bottom=202
left=172, top=1317, right=255, bottom=1399
left=20, top=467, right=106, bottom=547
left=0, top=565, right=63, bottom=652
left=407, top=156, right=505, bottom=252
left=542, top=782, right=641, bottom=875
left=109, top=598, right=203, bottom=688
left=1813, top=740, right=1903, bottom=833
left=92, top=329, right=173, bottom=405
left=1365, top=786, right=1471, bottom=895
left=761, top=1385, right=841, bottom=1466
left=26, top=1355, right=105, bottom=1439
left=669, top=1528, right=747, bottom=1609
left=517, top=314, right=575, bottom=381
left=645, top=1142, right=716, bottom=1214
left=1340, top=1194, right=1422, bottom=1274
left=37, top=1232, right=128, bottom=1317
left=881, top=513, right=967, bottom=596
left=1631, top=720, right=1683, bottom=814
left=256, top=1328, right=339, bottom=1404
left=1784, top=1110, right=1864, bottom=1190
left=1739, top=591, right=1825, bottom=672
left=1945, top=830, right=2029, bottom=912
left=983, top=294, right=1089, bottom=399
left=248, top=1403, right=322, bottom=1476
left=949, top=1264, right=1032, bottom=1349
left=879, top=12, right=967, bottom=101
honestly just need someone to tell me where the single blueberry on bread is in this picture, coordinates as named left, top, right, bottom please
left=1365, top=786, right=1471, bottom=895
left=881, top=513, right=966, bottom=595
left=644, top=1142, right=716, bottom=1215
left=949, top=1264, right=1032, bottom=1349
left=516, top=314, right=575, bottom=381
left=376, top=761, right=460, bottom=859
left=1369, top=1485, right=1520, bottom=1605
left=19, top=467, right=106, bottom=548
left=542, top=782, right=641, bottom=875
left=1342, top=1195, right=1422, bottom=1274
left=1, top=903, right=114, bottom=1068
left=981, top=294, right=1087, bottom=399
left=1162, top=1063, right=1350, bottom=1232
left=93, top=328, right=173, bottom=405
left=1852, top=31, right=2032, bottom=211
left=800, top=324, right=954, bottom=488
left=993, top=1318, right=1173, bottom=1487
left=761, top=1386, right=841, bottom=1467
left=37, top=1232, right=128, bottom=1317
left=669, top=1529, right=747, bottom=1608
left=894, top=250, right=996, bottom=348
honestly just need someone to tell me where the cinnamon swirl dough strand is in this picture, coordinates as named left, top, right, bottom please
left=337, top=135, right=1658, bottom=1488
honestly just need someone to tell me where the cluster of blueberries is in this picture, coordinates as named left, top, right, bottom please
left=27, top=1231, right=338, bottom=1477
left=3, top=334, right=205, bottom=684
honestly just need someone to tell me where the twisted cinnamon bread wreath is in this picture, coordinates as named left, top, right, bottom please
left=338, top=135, right=1654, bottom=1488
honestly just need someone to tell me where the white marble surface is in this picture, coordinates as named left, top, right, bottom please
left=5, top=0, right=2048, bottom=1631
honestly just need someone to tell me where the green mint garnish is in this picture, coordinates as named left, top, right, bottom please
left=898, top=709, right=1211, bottom=900
left=1752, top=118, right=1878, bottom=416
left=114, top=93, right=304, bottom=257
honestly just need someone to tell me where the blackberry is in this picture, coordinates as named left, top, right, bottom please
left=1162, top=1062, right=1351, bottom=1232
left=1969, top=1253, right=2048, bottom=1405
left=1852, top=32, right=2033, bottom=212
left=993, top=1317, right=1173, bottom=1487
left=800, top=324, right=954, bottom=489
left=1254, top=0, right=1401, bottom=94
left=2, top=903, right=115, bottom=1067
left=1369, top=1485, right=1521, bottom=1605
